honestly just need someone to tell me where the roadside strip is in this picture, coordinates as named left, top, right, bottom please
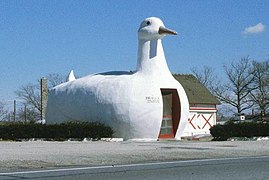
left=1, top=156, right=269, bottom=176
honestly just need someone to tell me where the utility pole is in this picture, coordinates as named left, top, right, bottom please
left=13, top=100, right=16, bottom=122
left=24, top=104, right=27, bottom=123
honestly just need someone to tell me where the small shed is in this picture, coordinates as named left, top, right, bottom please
left=174, top=74, right=220, bottom=136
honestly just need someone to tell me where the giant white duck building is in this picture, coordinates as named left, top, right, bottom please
left=45, top=17, right=190, bottom=140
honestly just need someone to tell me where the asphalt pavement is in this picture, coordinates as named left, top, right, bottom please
left=1, top=156, right=269, bottom=180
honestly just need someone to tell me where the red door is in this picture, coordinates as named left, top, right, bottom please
left=159, top=89, right=180, bottom=139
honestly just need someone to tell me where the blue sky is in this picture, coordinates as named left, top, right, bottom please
left=1, top=0, right=269, bottom=103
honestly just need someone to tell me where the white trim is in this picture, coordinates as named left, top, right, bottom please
left=189, top=109, right=217, bottom=113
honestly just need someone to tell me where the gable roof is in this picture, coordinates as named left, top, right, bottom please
left=173, top=74, right=220, bottom=105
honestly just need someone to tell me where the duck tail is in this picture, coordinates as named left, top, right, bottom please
left=67, top=70, right=76, bottom=82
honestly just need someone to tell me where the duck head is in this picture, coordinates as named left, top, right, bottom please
left=138, top=17, right=177, bottom=40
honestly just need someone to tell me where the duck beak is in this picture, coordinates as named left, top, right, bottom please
left=158, top=26, right=177, bottom=35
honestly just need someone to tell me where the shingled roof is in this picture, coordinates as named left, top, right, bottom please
left=173, top=74, right=220, bottom=105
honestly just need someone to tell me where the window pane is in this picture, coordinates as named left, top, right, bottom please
left=166, top=128, right=172, bottom=134
left=160, top=128, right=166, bottom=134
left=162, top=93, right=172, bottom=116
left=167, top=120, right=172, bottom=127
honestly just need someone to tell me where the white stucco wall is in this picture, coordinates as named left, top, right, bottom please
left=46, top=71, right=189, bottom=140
left=45, top=17, right=189, bottom=140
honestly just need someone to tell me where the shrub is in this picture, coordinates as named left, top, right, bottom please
left=0, top=121, right=113, bottom=141
left=210, top=122, right=269, bottom=141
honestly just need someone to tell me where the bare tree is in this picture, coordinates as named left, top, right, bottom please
left=191, top=57, right=269, bottom=116
left=0, top=101, right=8, bottom=120
left=15, top=73, right=66, bottom=121
left=16, top=106, right=39, bottom=122
left=216, top=57, right=255, bottom=114
left=191, top=65, right=217, bottom=92
left=47, top=73, right=66, bottom=88
left=15, top=84, right=41, bottom=112
left=249, top=60, right=269, bottom=116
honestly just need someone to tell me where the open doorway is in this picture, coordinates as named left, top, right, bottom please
left=159, top=89, right=181, bottom=139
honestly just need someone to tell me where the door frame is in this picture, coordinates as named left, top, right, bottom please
left=158, top=89, right=181, bottom=139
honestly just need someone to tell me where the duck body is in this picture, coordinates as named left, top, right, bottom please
left=46, top=71, right=161, bottom=139
left=45, top=17, right=189, bottom=140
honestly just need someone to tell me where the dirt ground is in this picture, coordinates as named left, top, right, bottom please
left=1, top=140, right=269, bottom=171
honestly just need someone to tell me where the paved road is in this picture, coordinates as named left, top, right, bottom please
left=1, top=156, right=269, bottom=180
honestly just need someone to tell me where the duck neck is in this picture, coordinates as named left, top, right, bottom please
left=136, top=39, right=171, bottom=75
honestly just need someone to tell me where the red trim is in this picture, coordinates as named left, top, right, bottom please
left=163, top=115, right=172, bottom=118
left=202, top=114, right=214, bottom=129
left=158, top=134, right=174, bottom=138
left=188, top=114, right=196, bottom=130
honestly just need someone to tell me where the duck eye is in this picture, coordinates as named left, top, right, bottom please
left=146, top=21, right=150, bottom=25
